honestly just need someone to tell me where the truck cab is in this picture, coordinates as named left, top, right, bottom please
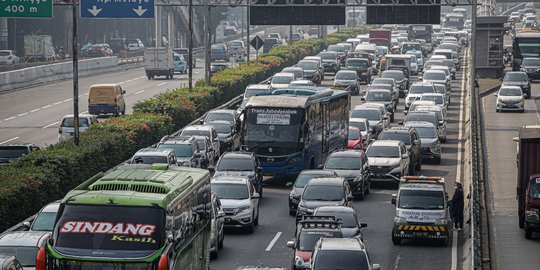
left=391, top=176, right=450, bottom=246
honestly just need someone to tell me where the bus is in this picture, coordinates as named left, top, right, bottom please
left=242, top=88, right=349, bottom=178
left=512, top=31, right=540, bottom=71
left=42, top=164, right=212, bottom=270
left=444, top=13, right=465, bottom=30
left=408, top=24, right=434, bottom=44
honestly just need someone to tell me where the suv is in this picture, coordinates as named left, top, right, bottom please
left=286, top=216, right=344, bottom=270
left=323, top=150, right=370, bottom=200
left=211, top=176, right=260, bottom=233
left=378, top=127, right=422, bottom=174
left=288, top=170, right=338, bottom=216
left=58, top=114, right=98, bottom=141
left=130, top=148, right=177, bottom=165
left=404, top=122, right=442, bottom=164
left=209, top=192, right=225, bottom=259
left=213, top=151, right=263, bottom=196
left=345, top=58, right=372, bottom=84
left=296, top=177, right=354, bottom=220
left=319, top=51, right=340, bottom=74
left=502, top=71, right=532, bottom=99
left=391, top=176, right=450, bottom=246
left=405, top=82, right=436, bottom=112
left=403, top=111, right=446, bottom=143
left=157, top=136, right=204, bottom=168
left=180, top=125, right=220, bottom=162
left=310, top=238, right=380, bottom=270
left=351, top=105, right=390, bottom=138
left=297, top=60, right=323, bottom=85
left=205, top=121, right=240, bottom=152
left=366, top=140, right=410, bottom=182
left=204, top=109, right=239, bottom=131
left=0, top=144, right=40, bottom=164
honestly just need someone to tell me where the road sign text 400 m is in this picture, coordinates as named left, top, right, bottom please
left=4, top=4, right=35, bottom=13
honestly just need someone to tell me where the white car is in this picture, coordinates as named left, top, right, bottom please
left=270, top=72, right=295, bottom=90
left=58, top=114, right=98, bottom=141
left=422, top=70, right=450, bottom=91
left=0, top=50, right=19, bottom=65
left=495, top=86, right=524, bottom=113
left=405, top=82, right=436, bottom=112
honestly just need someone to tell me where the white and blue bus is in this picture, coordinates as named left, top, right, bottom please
left=242, top=88, right=349, bottom=178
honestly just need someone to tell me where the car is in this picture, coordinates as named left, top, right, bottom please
left=267, top=33, right=282, bottom=43
left=420, top=93, right=447, bottom=108
left=327, top=44, right=346, bottom=66
left=310, top=238, right=380, bottom=270
left=433, top=83, right=450, bottom=104
left=350, top=106, right=389, bottom=139
left=210, top=63, right=229, bottom=75
left=406, top=50, right=424, bottom=71
left=520, top=57, right=540, bottom=81
left=296, top=177, right=354, bottom=220
left=289, top=80, right=316, bottom=87
left=173, top=47, right=196, bottom=68
left=263, top=38, right=280, bottom=53
left=157, top=135, right=204, bottom=168
left=296, top=60, right=322, bottom=84
left=413, top=104, right=448, bottom=133
left=409, top=100, right=436, bottom=113
left=440, top=59, right=457, bottom=80
left=211, top=43, right=229, bottom=62
left=87, top=83, right=126, bottom=116
left=362, top=89, right=395, bottom=122
left=429, top=65, right=452, bottom=83
left=224, top=25, right=238, bottom=36
left=204, top=109, right=240, bottom=132
left=432, top=48, right=458, bottom=69
left=501, top=71, right=531, bottom=99
left=282, top=67, right=305, bottom=80
left=402, top=111, right=445, bottom=142
left=180, top=125, right=221, bottom=162
left=288, top=170, right=339, bottom=216
left=313, top=206, right=367, bottom=239
left=319, top=51, right=340, bottom=74
left=348, top=127, right=366, bottom=150
left=405, top=82, right=436, bottom=112
left=271, top=72, right=296, bottom=90
left=212, top=151, right=263, bottom=196
left=422, top=70, right=450, bottom=91
left=333, top=70, right=361, bottom=95
left=211, top=176, right=260, bottom=233
left=206, top=121, right=241, bottom=152
left=130, top=148, right=177, bottom=165
left=368, top=83, right=399, bottom=107
left=58, top=114, right=98, bottom=141
left=349, top=118, right=373, bottom=146
left=0, top=144, right=40, bottom=164
left=126, top=38, right=144, bottom=51
left=172, top=53, right=187, bottom=74
left=0, top=231, right=51, bottom=269
left=209, top=192, right=225, bottom=259
left=409, top=54, right=419, bottom=75
left=287, top=216, right=344, bottom=270
left=366, top=140, right=410, bottom=182
left=0, top=255, right=24, bottom=270
left=345, top=58, right=372, bottom=84
left=0, top=50, right=19, bottom=65
left=322, top=150, right=370, bottom=200
left=303, top=56, right=325, bottom=80
left=244, top=84, right=272, bottom=100
left=24, top=201, right=60, bottom=231
left=86, top=44, right=113, bottom=57
left=378, top=127, right=422, bottom=174
left=404, top=121, right=442, bottom=164
left=228, top=40, right=245, bottom=56
left=381, top=70, right=408, bottom=97
left=495, top=86, right=525, bottom=113
left=372, top=78, right=398, bottom=98
left=423, top=59, right=444, bottom=71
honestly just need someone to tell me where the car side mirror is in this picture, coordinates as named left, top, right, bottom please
left=317, top=164, right=324, bottom=169
left=286, top=182, right=293, bottom=187
left=199, top=119, right=204, bottom=125
left=208, top=166, right=215, bottom=173
left=373, top=264, right=381, bottom=270
left=418, top=77, right=423, bottom=81
left=23, top=221, right=31, bottom=229
left=361, top=97, right=366, bottom=102
left=253, top=193, right=261, bottom=199
left=391, top=194, right=397, bottom=205
left=217, top=210, right=225, bottom=218
left=122, top=90, right=126, bottom=94
left=360, top=222, right=368, bottom=228
left=286, top=240, right=296, bottom=249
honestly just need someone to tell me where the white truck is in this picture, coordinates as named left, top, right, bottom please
left=144, top=47, right=174, bottom=80
left=24, top=35, right=56, bottom=62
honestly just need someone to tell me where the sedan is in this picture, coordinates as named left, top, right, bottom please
left=287, top=170, right=338, bottom=216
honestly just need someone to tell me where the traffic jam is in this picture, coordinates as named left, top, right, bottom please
left=0, top=10, right=474, bottom=270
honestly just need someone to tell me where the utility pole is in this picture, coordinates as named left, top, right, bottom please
left=72, top=0, right=79, bottom=146
left=188, top=0, right=193, bottom=91
left=205, top=1, right=211, bottom=85
left=246, top=7, right=250, bottom=62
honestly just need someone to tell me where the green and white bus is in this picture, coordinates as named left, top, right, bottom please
left=41, top=164, right=212, bottom=270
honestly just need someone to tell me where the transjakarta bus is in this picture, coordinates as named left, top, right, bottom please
left=512, top=31, right=540, bottom=71
left=444, top=13, right=465, bottom=30
left=42, top=164, right=211, bottom=270
left=243, top=88, right=349, bottom=178
left=407, top=24, right=433, bottom=44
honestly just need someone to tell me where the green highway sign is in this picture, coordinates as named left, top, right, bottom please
left=0, top=0, right=53, bottom=18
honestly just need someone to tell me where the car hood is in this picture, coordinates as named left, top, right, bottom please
left=498, top=96, right=523, bottom=102
left=335, top=80, right=357, bottom=85
left=368, top=157, right=401, bottom=166
left=331, top=169, right=362, bottom=179
left=300, top=200, right=345, bottom=209
left=368, top=120, right=382, bottom=127
left=219, top=198, right=251, bottom=209
left=303, top=69, right=317, bottom=74
left=322, top=60, right=336, bottom=63
left=214, top=171, right=255, bottom=178
left=341, top=227, right=360, bottom=238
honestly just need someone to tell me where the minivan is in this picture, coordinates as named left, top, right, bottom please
left=58, top=114, right=98, bottom=141
left=87, top=84, right=126, bottom=116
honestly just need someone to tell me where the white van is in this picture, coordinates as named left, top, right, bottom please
left=58, top=114, right=98, bottom=141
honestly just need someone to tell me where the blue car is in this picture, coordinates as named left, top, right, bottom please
left=173, top=52, right=187, bottom=74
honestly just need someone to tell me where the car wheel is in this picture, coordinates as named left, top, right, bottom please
left=356, top=183, right=365, bottom=201
left=496, top=108, right=500, bottom=113
left=114, top=108, right=120, bottom=117
left=218, top=234, right=224, bottom=249
left=525, top=228, right=533, bottom=239
left=147, top=76, right=152, bottom=80
left=121, top=107, right=126, bottom=115
left=254, top=208, right=260, bottom=226
left=365, top=180, right=371, bottom=194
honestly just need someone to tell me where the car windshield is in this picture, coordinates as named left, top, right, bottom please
left=499, top=88, right=522, bottom=96
left=406, top=114, right=437, bottom=125
left=424, top=72, right=446, bottom=80
left=297, top=61, right=318, bottom=70
left=409, top=85, right=434, bottom=94
left=273, top=76, right=294, bottom=84
left=348, top=129, right=360, bottom=140
left=211, top=183, right=249, bottom=200
left=31, top=211, right=57, bottom=231
left=181, top=129, right=211, bottom=138
left=413, top=126, right=438, bottom=138
left=421, top=95, right=444, bottom=104
left=314, top=211, right=357, bottom=228
left=132, top=155, right=168, bottom=164
left=298, top=231, right=341, bottom=252
left=366, top=91, right=391, bottom=101
left=529, top=178, right=540, bottom=199
left=379, top=132, right=411, bottom=145
left=350, top=121, right=367, bottom=131
left=504, top=73, right=528, bottom=82
left=522, top=58, right=540, bottom=66
left=366, top=145, right=399, bottom=158
left=336, top=72, right=356, bottom=80
left=217, top=158, right=254, bottom=171
left=319, top=53, right=335, bottom=60
left=209, top=123, right=232, bottom=134
left=158, top=144, right=192, bottom=157
left=434, top=84, right=446, bottom=94
left=351, top=109, right=381, bottom=121
left=61, top=117, right=90, bottom=127
left=398, top=190, right=445, bottom=210
left=303, top=185, right=344, bottom=201
left=211, top=44, right=225, bottom=51
left=295, top=172, right=333, bottom=188
left=0, top=247, right=39, bottom=266
left=230, top=41, right=242, bottom=47
left=312, top=250, right=369, bottom=270
left=328, top=45, right=345, bottom=52
left=373, top=79, right=394, bottom=86
left=206, top=112, right=234, bottom=122
left=382, top=72, right=404, bottom=81
left=0, top=51, right=11, bottom=56
left=325, top=156, right=360, bottom=170
left=0, top=146, right=29, bottom=159
left=346, top=60, right=368, bottom=68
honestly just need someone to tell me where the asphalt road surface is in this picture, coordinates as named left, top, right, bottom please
left=210, top=50, right=470, bottom=270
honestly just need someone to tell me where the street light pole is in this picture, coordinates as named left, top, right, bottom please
left=72, top=0, right=79, bottom=146
left=188, top=0, right=193, bottom=91
left=205, top=1, right=211, bottom=85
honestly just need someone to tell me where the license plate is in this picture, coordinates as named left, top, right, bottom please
left=413, top=232, right=428, bottom=237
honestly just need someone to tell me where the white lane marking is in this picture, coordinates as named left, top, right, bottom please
left=81, top=111, right=88, bottom=114
left=42, top=121, right=59, bottom=129
left=156, top=82, right=166, bottom=87
left=42, top=105, right=52, bottom=109
left=118, top=76, right=145, bottom=85
left=54, top=101, right=62, bottom=105
left=393, top=254, right=401, bottom=270
left=135, top=90, right=145, bottom=95
left=64, top=98, right=72, bottom=102
left=17, top=112, right=28, bottom=117
left=265, top=232, right=282, bottom=251
left=30, top=108, right=41, bottom=113
left=0, top=137, right=19, bottom=144
left=4, top=117, right=15, bottom=121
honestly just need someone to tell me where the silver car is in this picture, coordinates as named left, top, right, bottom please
left=0, top=231, right=51, bottom=269
left=366, top=140, right=410, bottom=182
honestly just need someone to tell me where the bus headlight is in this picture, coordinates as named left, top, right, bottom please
left=435, top=218, right=448, bottom=225
left=288, top=156, right=303, bottom=165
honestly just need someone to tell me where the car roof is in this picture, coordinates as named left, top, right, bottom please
left=424, top=70, right=446, bottom=74
left=349, top=117, right=369, bottom=122
left=211, top=176, right=250, bottom=184
left=422, top=93, right=444, bottom=97
left=299, top=169, right=337, bottom=176
left=221, top=151, right=254, bottom=159
left=274, top=72, right=295, bottom=77
left=405, top=121, right=437, bottom=128
left=307, top=177, right=345, bottom=186
left=314, top=205, right=355, bottom=214
left=134, top=147, right=173, bottom=155
left=336, top=70, right=357, bottom=74
left=318, top=238, right=364, bottom=251
left=0, top=231, right=51, bottom=247
left=500, top=85, right=523, bottom=90
left=328, top=150, right=363, bottom=157
left=246, top=84, right=272, bottom=90
left=370, top=140, right=402, bottom=147
left=183, top=125, right=214, bottom=131
left=283, top=67, right=303, bottom=71
left=208, top=109, right=235, bottom=114
left=40, top=201, right=61, bottom=212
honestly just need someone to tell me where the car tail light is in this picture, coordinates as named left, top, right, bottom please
left=157, top=254, right=168, bottom=270
left=36, top=247, right=46, bottom=270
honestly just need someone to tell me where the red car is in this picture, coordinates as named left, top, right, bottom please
left=348, top=127, right=365, bottom=150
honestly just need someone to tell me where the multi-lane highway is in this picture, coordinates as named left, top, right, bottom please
left=210, top=51, right=470, bottom=270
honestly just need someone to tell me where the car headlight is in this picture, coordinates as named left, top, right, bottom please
left=394, top=217, right=407, bottom=225
left=288, top=156, right=303, bottom=165
left=238, top=205, right=251, bottom=213
left=526, top=210, right=539, bottom=221
left=290, top=192, right=300, bottom=200
left=430, top=144, right=441, bottom=153
left=295, top=256, right=305, bottom=266
left=435, top=218, right=448, bottom=225
left=497, top=98, right=503, bottom=103
left=298, top=206, right=313, bottom=213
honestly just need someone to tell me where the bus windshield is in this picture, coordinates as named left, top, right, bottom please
left=245, top=108, right=304, bottom=151
left=53, top=204, right=165, bottom=258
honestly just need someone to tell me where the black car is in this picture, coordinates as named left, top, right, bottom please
left=205, top=120, right=240, bottom=153
left=157, top=136, right=204, bottom=168
left=378, top=127, right=422, bottom=174
left=322, top=150, right=370, bottom=200
left=381, top=70, right=408, bottom=96
left=313, top=206, right=367, bottom=239
left=319, top=51, right=340, bottom=74
left=345, top=58, right=372, bottom=84
left=212, top=151, right=264, bottom=196
left=520, top=57, right=540, bottom=81
left=0, top=144, right=40, bottom=164
left=296, top=177, right=354, bottom=221
left=288, top=170, right=338, bottom=216
left=297, top=60, right=322, bottom=85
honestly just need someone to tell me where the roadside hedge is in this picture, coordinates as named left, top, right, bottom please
left=0, top=26, right=375, bottom=232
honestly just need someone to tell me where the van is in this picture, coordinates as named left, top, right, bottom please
left=58, top=114, right=98, bottom=141
left=88, top=84, right=126, bottom=116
